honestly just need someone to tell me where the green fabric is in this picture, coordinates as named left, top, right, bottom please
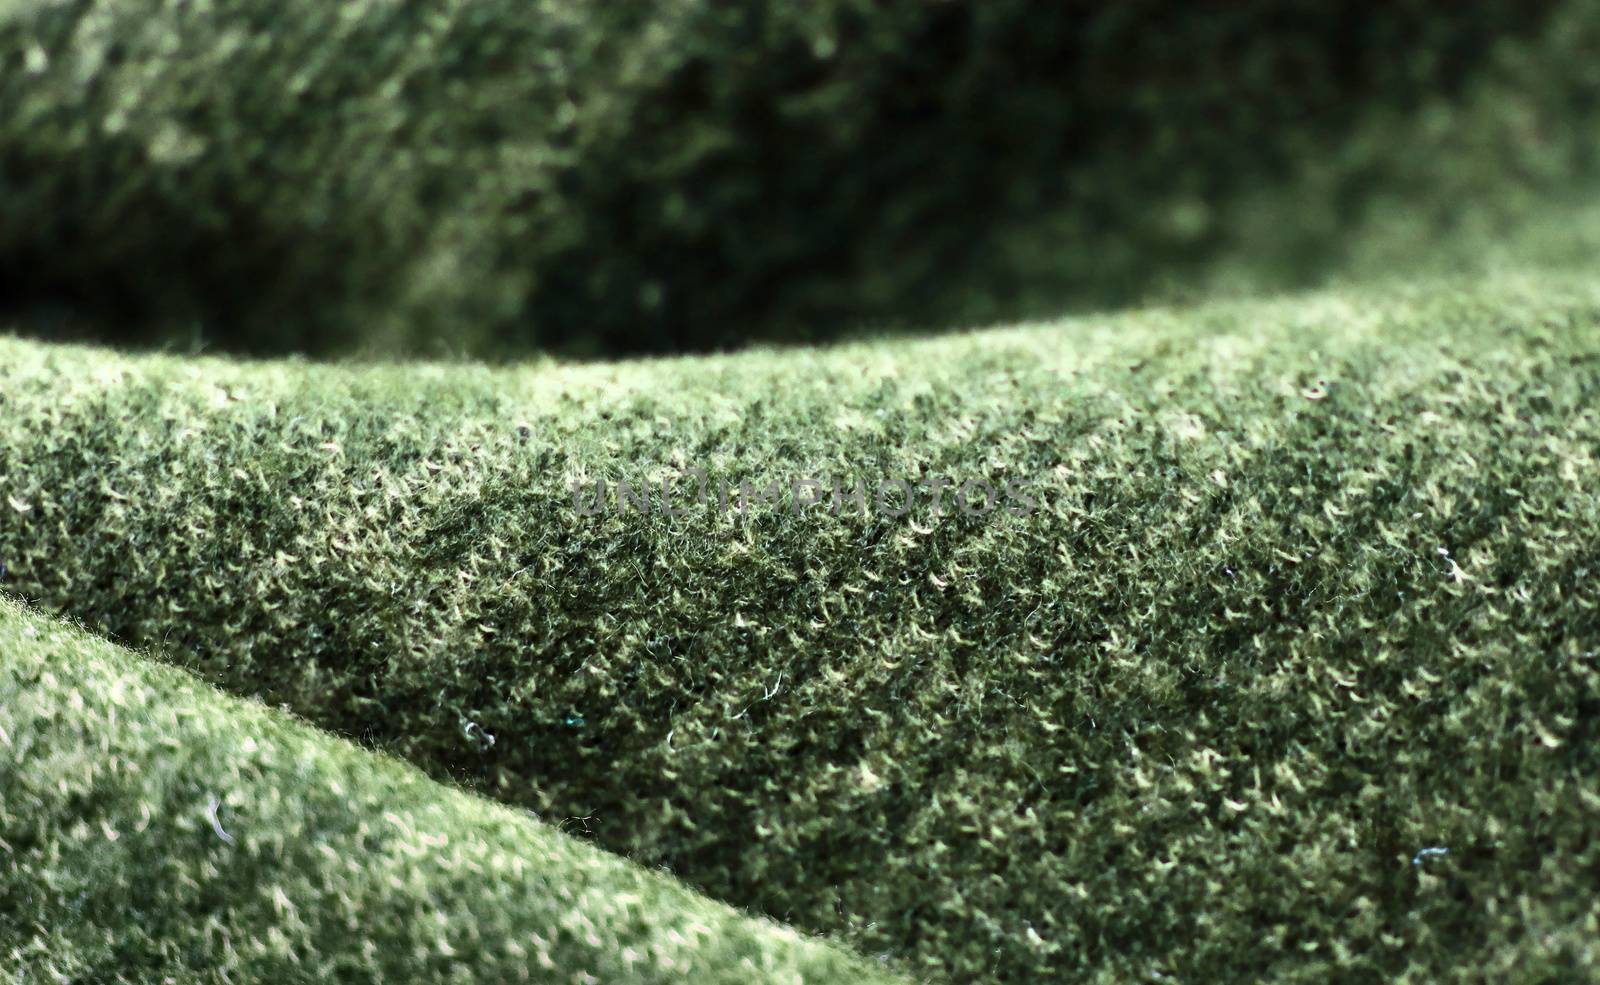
left=3, top=268, right=1598, bottom=982
left=0, top=0, right=1580, bottom=356
left=0, top=599, right=907, bottom=984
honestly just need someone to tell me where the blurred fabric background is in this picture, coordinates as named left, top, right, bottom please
left=2, top=0, right=1595, bottom=358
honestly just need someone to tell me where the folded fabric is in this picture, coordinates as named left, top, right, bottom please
left=0, top=599, right=907, bottom=984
